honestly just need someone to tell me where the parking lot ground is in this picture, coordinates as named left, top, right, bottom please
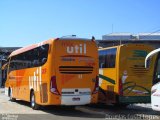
left=0, top=90, right=104, bottom=120
left=76, top=103, right=160, bottom=120
left=0, top=88, right=160, bottom=120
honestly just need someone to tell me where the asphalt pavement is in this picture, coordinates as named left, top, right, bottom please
left=0, top=88, right=159, bottom=120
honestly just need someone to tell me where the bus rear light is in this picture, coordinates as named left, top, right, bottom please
left=50, top=76, right=60, bottom=95
left=92, top=76, right=99, bottom=94
left=119, top=79, right=123, bottom=96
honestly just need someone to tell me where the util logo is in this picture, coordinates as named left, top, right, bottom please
left=29, top=68, right=42, bottom=91
left=67, top=44, right=86, bottom=54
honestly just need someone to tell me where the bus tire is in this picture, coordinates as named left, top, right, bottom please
left=30, top=91, right=40, bottom=110
left=9, top=88, right=16, bottom=102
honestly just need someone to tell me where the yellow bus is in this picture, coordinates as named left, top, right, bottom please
left=98, top=44, right=155, bottom=106
left=5, top=37, right=99, bottom=109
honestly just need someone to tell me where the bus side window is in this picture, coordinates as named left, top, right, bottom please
left=105, top=48, right=116, bottom=68
left=8, top=58, right=15, bottom=73
left=99, top=51, right=105, bottom=68
left=8, top=44, right=49, bottom=73
left=38, top=44, right=49, bottom=65
left=99, top=48, right=117, bottom=68
left=41, top=58, right=47, bottom=63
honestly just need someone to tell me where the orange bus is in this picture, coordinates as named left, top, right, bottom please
left=5, top=37, right=99, bottom=109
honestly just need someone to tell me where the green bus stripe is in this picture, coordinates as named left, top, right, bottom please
left=99, top=74, right=115, bottom=84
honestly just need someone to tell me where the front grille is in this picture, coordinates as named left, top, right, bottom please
left=61, top=88, right=91, bottom=96
left=61, top=92, right=75, bottom=94
left=59, top=66, right=93, bottom=74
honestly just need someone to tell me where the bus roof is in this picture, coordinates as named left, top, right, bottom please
left=98, top=44, right=124, bottom=51
left=9, top=39, right=53, bottom=57
left=58, top=37, right=93, bottom=41
left=98, top=44, right=153, bottom=51
left=9, top=37, right=95, bottom=57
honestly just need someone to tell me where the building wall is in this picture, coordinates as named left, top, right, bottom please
left=97, top=40, right=160, bottom=48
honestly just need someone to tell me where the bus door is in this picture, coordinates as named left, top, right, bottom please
left=152, top=53, right=160, bottom=111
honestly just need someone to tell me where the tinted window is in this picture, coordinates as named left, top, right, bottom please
left=9, top=44, right=49, bottom=72
left=99, top=48, right=117, bottom=68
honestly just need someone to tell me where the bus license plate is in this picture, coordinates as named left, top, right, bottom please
left=72, top=97, right=80, bottom=101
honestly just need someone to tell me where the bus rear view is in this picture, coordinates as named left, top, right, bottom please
left=118, top=44, right=154, bottom=104
left=49, top=38, right=99, bottom=105
left=98, top=44, right=154, bottom=106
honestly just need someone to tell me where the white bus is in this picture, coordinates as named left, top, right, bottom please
left=145, top=48, right=160, bottom=111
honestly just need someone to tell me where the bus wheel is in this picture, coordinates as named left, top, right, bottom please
left=30, top=91, right=40, bottom=110
left=9, top=88, right=16, bottom=102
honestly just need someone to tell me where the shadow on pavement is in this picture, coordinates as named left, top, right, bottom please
left=42, top=105, right=105, bottom=118
left=86, top=104, right=160, bottom=119
left=12, top=99, right=160, bottom=119
left=14, top=100, right=105, bottom=118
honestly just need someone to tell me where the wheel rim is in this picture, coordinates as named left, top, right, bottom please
left=31, top=94, right=35, bottom=107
